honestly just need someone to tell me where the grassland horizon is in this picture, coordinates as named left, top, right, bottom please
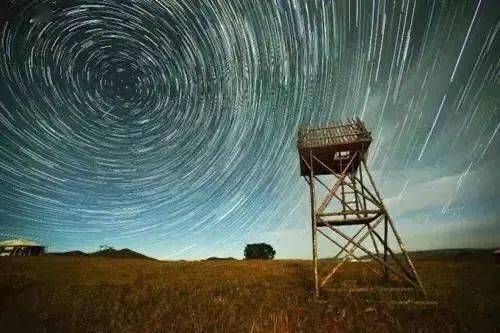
left=46, top=246, right=498, bottom=262
left=1, top=254, right=498, bottom=332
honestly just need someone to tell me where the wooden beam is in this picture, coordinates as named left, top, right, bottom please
left=375, top=300, right=438, bottom=307
left=319, top=218, right=384, bottom=287
left=360, top=156, right=427, bottom=296
left=311, top=155, right=383, bottom=210
left=325, top=287, right=415, bottom=293
left=317, top=215, right=380, bottom=226
left=317, top=152, right=358, bottom=214
left=308, top=150, right=319, bottom=297
left=326, top=225, right=421, bottom=289
left=317, top=228, right=383, bottom=283
left=318, top=210, right=382, bottom=217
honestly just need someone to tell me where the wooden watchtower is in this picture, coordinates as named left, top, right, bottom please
left=298, top=118, right=425, bottom=297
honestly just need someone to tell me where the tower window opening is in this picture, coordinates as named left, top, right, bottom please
left=334, top=151, right=350, bottom=160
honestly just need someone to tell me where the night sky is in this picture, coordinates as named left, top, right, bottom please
left=0, top=0, right=499, bottom=259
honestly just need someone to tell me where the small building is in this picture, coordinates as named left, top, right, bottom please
left=494, top=249, right=500, bottom=264
left=0, top=239, right=45, bottom=256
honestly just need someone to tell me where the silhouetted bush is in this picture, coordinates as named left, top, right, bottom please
left=244, top=243, right=276, bottom=260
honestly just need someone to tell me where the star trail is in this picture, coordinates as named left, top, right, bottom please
left=0, top=0, right=499, bottom=259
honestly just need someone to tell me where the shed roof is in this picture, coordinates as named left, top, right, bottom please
left=0, top=238, right=41, bottom=247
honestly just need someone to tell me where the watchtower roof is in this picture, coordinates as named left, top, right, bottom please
left=298, top=118, right=372, bottom=176
left=298, top=118, right=371, bottom=149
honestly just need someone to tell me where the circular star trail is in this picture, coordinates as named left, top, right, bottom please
left=0, top=1, right=499, bottom=258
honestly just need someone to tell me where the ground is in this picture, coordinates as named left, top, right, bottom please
left=0, top=257, right=498, bottom=332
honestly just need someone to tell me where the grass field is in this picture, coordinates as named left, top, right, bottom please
left=0, top=256, right=498, bottom=332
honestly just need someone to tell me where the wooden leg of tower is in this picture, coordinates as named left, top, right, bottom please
left=312, top=212, right=319, bottom=297
left=360, top=156, right=426, bottom=296
left=359, top=161, right=368, bottom=216
left=386, top=215, right=427, bottom=296
left=383, top=215, right=389, bottom=280
left=300, top=154, right=319, bottom=297
left=308, top=154, right=319, bottom=298
left=366, top=223, right=382, bottom=274
left=356, top=159, right=383, bottom=278
left=341, top=180, right=346, bottom=220
left=340, top=158, right=346, bottom=220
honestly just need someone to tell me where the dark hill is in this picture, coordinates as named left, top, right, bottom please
left=406, top=248, right=495, bottom=263
left=89, top=248, right=154, bottom=260
left=47, top=248, right=154, bottom=260
left=46, top=250, right=88, bottom=257
left=360, top=248, right=495, bottom=263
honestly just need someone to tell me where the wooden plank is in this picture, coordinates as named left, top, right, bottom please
left=324, top=287, right=415, bottom=293
left=375, top=300, right=438, bottom=307
left=318, top=209, right=382, bottom=217
left=317, top=215, right=380, bottom=227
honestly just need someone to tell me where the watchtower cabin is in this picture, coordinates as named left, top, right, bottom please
left=297, top=118, right=426, bottom=298
left=298, top=118, right=371, bottom=176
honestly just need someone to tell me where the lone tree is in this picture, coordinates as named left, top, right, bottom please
left=244, top=243, right=276, bottom=260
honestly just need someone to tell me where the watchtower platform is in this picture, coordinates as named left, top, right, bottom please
left=298, top=118, right=371, bottom=176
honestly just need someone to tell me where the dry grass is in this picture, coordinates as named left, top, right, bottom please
left=0, top=257, right=498, bottom=332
